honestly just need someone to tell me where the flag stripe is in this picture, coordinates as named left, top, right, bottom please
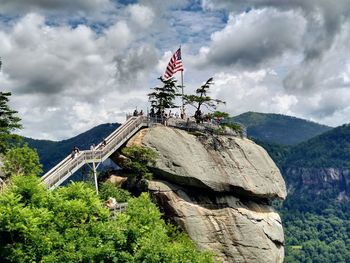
left=163, top=48, right=183, bottom=79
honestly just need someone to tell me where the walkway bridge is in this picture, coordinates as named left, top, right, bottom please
left=41, top=116, right=149, bottom=189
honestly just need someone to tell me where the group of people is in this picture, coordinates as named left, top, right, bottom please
left=70, top=139, right=107, bottom=160
left=71, top=146, right=80, bottom=159
left=133, top=109, right=144, bottom=116
left=149, top=108, right=184, bottom=119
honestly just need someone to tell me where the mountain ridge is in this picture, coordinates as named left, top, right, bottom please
left=232, top=111, right=332, bottom=145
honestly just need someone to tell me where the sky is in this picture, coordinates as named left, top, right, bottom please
left=1, top=0, right=350, bottom=140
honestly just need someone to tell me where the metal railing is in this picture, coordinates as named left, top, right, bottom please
left=41, top=116, right=149, bottom=189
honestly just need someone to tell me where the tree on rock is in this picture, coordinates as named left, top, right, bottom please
left=184, top=77, right=225, bottom=123
left=148, top=77, right=180, bottom=116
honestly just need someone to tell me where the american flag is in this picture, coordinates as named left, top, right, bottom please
left=163, top=47, right=184, bottom=79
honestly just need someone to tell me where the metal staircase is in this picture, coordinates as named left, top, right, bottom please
left=41, top=116, right=149, bottom=189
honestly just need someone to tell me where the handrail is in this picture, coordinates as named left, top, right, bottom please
left=42, top=116, right=137, bottom=181
left=42, top=116, right=148, bottom=189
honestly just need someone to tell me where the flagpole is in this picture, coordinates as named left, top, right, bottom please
left=181, top=70, right=184, bottom=118
left=179, top=45, right=184, bottom=119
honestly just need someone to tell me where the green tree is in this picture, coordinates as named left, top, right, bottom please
left=121, top=145, right=157, bottom=180
left=99, top=181, right=131, bottom=202
left=183, top=78, right=225, bottom=123
left=148, top=77, right=180, bottom=114
left=2, top=144, right=42, bottom=179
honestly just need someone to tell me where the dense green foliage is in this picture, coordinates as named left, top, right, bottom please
left=0, top=92, right=22, bottom=153
left=24, top=123, right=120, bottom=173
left=1, top=144, right=42, bottom=179
left=0, top=175, right=213, bottom=262
left=281, top=196, right=350, bottom=263
left=285, top=124, right=350, bottom=168
left=280, top=189, right=350, bottom=263
left=232, top=112, right=331, bottom=145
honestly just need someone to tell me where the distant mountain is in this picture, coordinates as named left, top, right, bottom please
left=25, top=123, right=120, bottom=173
left=232, top=112, right=332, bottom=145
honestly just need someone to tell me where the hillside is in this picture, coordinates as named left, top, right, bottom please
left=25, top=122, right=120, bottom=173
left=285, top=123, right=350, bottom=168
left=232, top=112, right=332, bottom=145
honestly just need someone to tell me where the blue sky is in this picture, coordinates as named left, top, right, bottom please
left=1, top=0, right=350, bottom=140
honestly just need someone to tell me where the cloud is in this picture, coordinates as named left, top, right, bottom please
left=208, top=69, right=350, bottom=128
left=1, top=14, right=106, bottom=96
left=127, top=4, right=155, bottom=28
left=0, top=0, right=112, bottom=15
left=196, top=8, right=306, bottom=68
left=115, top=45, right=158, bottom=89
left=209, top=69, right=299, bottom=117
left=0, top=13, right=159, bottom=97
left=0, top=12, right=160, bottom=139
left=201, top=0, right=350, bottom=93
left=284, top=21, right=350, bottom=93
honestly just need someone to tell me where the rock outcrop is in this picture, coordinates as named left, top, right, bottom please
left=127, top=125, right=287, bottom=263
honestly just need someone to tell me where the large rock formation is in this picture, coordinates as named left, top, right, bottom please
left=127, top=125, right=287, bottom=263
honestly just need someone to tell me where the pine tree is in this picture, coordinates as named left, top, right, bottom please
left=0, top=59, right=22, bottom=153
left=148, top=77, right=180, bottom=115
left=184, top=77, right=225, bottom=123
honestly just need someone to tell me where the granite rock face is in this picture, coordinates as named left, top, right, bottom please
left=137, top=126, right=286, bottom=200
left=127, top=126, right=287, bottom=263
left=148, top=180, right=284, bottom=263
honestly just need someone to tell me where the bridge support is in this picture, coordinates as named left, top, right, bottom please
left=92, top=160, right=98, bottom=195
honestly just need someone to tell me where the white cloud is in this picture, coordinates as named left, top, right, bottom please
left=128, top=4, right=155, bottom=28
left=209, top=70, right=294, bottom=116
left=0, top=0, right=112, bottom=14
left=0, top=12, right=159, bottom=139
left=197, top=8, right=306, bottom=68
left=284, top=21, right=350, bottom=93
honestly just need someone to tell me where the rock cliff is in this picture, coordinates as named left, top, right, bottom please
left=285, top=167, right=350, bottom=200
left=127, top=125, right=287, bottom=263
